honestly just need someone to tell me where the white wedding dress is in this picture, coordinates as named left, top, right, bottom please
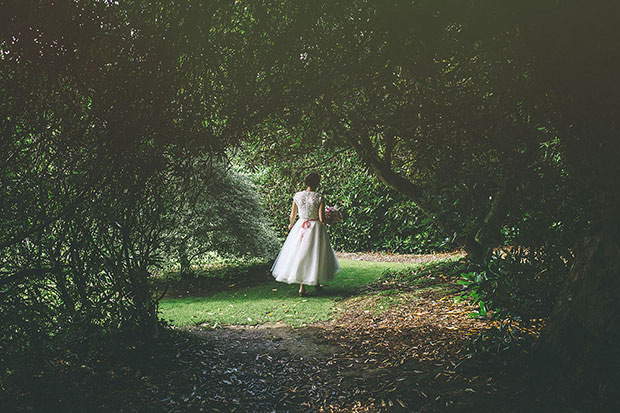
left=271, top=191, right=340, bottom=285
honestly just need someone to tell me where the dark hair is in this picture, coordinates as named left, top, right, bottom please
left=304, top=172, right=320, bottom=189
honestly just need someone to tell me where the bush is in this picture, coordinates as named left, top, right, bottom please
left=160, top=162, right=279, bottom=273
left=245, top=151, right=449, bottom=254
left=458, top=247, right=569, bottom=320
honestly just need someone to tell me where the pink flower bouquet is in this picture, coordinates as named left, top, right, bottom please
left=324, top=205, right=343, bottom=225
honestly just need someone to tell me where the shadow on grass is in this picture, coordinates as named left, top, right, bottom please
left=314, top=286, right=358, bottom=298
left=153, top=261, right=274, bottom=298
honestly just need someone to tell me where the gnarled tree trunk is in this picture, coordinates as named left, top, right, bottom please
left=346, top=131, right=512, bottom=264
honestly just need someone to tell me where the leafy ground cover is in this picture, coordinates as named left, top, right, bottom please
left=3, top=253, right=591, bottom=412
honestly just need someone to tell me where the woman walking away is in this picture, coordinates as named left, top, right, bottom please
left=271, top=172, right=340, bottom=296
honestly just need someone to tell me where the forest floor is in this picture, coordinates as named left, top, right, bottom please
left=335, top=251, right=465, bottom=264
left=2, top=253, right=565, bottom=412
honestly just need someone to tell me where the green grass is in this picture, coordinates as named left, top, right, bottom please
left=159, top=259, right=416, bottom=327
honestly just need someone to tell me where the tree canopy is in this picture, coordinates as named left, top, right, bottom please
left=2, top=0, right=620, bottom=404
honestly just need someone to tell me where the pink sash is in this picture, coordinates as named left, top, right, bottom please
left=300, top=219, right=319, bottom=242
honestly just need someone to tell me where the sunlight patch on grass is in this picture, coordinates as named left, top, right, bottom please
left=159, top=259, right=414, bottom=327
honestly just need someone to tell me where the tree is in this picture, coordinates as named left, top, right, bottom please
left=245, top=0, right=555, bottom=261
left=241, top=0, right=620, bottom=402
left=0, top=0, right=286, bottom=375
left=512, top=1, right=620, bottom=401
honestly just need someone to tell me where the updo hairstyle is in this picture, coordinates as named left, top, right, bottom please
left=304, top=172, right=321, bottom=189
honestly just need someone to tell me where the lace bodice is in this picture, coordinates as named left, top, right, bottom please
left=294, top=191, right=323, bottom=220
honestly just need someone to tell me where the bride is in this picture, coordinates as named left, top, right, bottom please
left=271, top=172, right=340, bottom=296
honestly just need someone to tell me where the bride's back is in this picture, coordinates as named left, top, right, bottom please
left=294, top=191, right=322, bottom=220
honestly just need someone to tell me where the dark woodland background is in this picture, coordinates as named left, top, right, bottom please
left=2, top=0, right=620, bottom=410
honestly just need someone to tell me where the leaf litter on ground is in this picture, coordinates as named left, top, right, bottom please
left=3, top=253, right=552, bottom=412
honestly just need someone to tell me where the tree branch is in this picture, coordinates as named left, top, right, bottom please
left=0, top=267, right=58, bottom=289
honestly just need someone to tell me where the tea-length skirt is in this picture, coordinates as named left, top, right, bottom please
left=271, top=218, right=340, bottom=285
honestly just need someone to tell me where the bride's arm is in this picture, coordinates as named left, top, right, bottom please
left=319, top=201, right=325, bottom=223
left=288, top=201, right=298, bottom=230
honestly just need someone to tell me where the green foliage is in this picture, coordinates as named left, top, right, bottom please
left=237, top=2, right=620, bottom=359
left=241, top=0, right=553, bottom=254
left=243, top=151, right=448, bottom=254
left=160, top=162, right=279, bottom=273
left=0, top=0, right=283, bottom=381
left=2, top=0, right=620, bottom=400
left=458, top=247, right=569, bottom=319
left=457, top=271, right=489, bottom=318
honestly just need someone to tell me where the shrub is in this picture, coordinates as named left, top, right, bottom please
left=458, top=247, right=569, bottom=320
left=245, top=152, right=448, bottom=254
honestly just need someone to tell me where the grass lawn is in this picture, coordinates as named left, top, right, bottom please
left=159, top=259, right=418, bottom=327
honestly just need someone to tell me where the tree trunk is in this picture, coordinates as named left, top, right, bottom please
left=178, top=240, right=191, bottom=274
left=344, top=131, right=513, bottom=264
left=129, top=267, right=159, bottom=339
left=466, top=180, right=514, bottom=264
left=539, top=232, right=620, bottom=406
left=463, top=232, right=486, bottom=264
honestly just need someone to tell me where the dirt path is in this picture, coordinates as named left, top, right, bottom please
left=335, top=251, right=463, bottom=264
left=139, top=256, right=540, bottom=412
left=173, top=296, right=490, bottom=412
